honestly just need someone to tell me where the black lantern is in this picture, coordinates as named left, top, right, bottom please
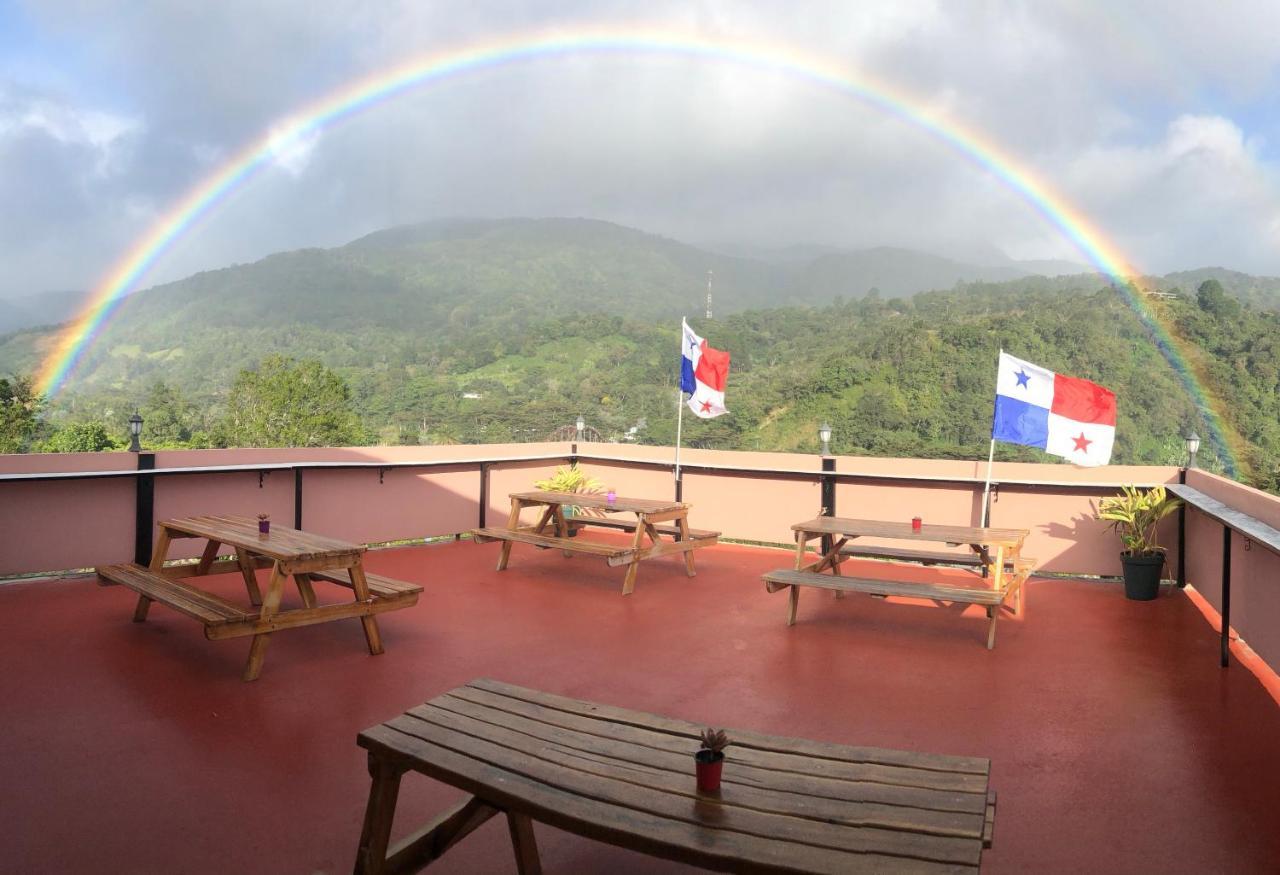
left=818, top=421, right=832, bottom=457
left=128, top=411, right=143, bottom=453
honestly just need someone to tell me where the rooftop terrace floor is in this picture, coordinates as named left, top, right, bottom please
left=3, top=538, right=1280, bottom=874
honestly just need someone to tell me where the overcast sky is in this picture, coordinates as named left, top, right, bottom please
left=3, top=0, right=1280, bottom=301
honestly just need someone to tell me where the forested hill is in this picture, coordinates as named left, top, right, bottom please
left=1, top=218, right=1278, bottom=490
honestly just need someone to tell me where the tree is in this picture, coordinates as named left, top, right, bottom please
left=216, top=355, right=364, bottom=448
left=141, top=380, right=198, bottom=447
left=0, top=374, right=42, bottom=453
left=1196, top=279, right=1239, bottom=318
left=41, top=422, right=119, bottom=453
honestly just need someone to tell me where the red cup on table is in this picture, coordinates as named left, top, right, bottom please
left=911, top=516, right=922, bottom=532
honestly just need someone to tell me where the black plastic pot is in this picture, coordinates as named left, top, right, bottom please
left=1121, top=553, right=1165, bottom=600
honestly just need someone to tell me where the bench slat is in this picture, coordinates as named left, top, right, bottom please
left=96, top=563, right=252, bottom=626
left=763, top=569, right=1010, bottom=606
left=309, top=568, right=423, bottom=600
left=572, top=517, right=720, bottom=541
left=470, top=526, right=628, bottom=557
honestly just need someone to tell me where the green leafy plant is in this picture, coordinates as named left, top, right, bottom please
left=533, top=464, right=604, bottom=517
left=1096, top=485, right=1181, bottom=556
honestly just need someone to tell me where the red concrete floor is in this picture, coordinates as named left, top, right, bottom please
left=3, top=538, right=1280, bottom=874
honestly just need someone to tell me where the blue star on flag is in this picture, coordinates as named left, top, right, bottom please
left=1015, top=369, right=1030, bottom=388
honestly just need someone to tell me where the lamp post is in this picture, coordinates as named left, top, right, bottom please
left=128, top=411, right=143, bottom=453
left=818, top=421, right=832, bottom=457
left=576, top=415, right=585, bottom=440
left=1184, top=431, right=1201, bottom=469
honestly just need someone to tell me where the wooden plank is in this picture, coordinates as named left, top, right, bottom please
left=159, top=514, right=365, bottom=562
left=762, top=570, right=1007, bottom=606
left=839, top=546, right=989, bottom=567
left=383, top=795, right=499, bottom=875
left=96, top=563, right=253, bottom=626
left=606, top=534, right=716, bottom=567
left=509, top=491, right=686, bottom=515
left=310, top=568, right=423, bottom=599
left=204, top=596, right=410, bottom=640
left=569, top=517, right=720, bottom=540
left=377, top=717, right=981, bottom=870
left=432, top=691, right=988, bottom=811
left=792, top=517, right=1027, bottom=550
left=360, top=725, right=974, bottom=874
left=467, top=679, right=989, bottom=775
left=470, top=527, right=629, bottom=558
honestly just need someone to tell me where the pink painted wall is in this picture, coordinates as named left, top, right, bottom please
left=1182, top=470, right=1280, bottom=673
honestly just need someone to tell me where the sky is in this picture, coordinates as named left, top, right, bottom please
left=2, top=0, right=1280, bottom=302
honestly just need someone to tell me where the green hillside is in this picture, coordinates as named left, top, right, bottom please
left=1, top=218, right=1278, bottom=491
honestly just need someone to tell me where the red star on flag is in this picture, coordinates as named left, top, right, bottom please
left=700, top=400, right=713, bottom=413
left=1072, top=432, right=1092, bottom=453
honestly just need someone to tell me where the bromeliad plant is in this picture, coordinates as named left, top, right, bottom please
left=1096, top=485, right=1181, bottom=557
left=533, top=464, right=605, bottom=517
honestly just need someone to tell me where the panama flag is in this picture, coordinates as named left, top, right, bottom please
left=992, top=352, right=1116, bottom=466
left=681, top=318, right=730, bottom=419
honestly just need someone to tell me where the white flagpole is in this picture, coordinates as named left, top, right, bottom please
left=674, top=384, right=685, bottom=485
left=981, top=348, right=1003, bottom=527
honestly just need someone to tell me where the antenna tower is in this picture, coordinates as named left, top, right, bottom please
left=705, top=270, right=713, bottom=320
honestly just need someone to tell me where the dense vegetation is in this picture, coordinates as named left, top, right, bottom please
left=1, top=219, right=1277, bottom=492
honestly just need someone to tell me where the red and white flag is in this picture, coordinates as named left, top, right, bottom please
left=680, top=318, right=730, bottom=419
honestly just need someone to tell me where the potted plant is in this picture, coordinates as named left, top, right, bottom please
left=533, top=464, right=604, bottom=536
left=695, top=728, right=729, bottom=793
left=257, top=513, right=270, bottom=535
left=1096, top=485, right=1181, bottom=600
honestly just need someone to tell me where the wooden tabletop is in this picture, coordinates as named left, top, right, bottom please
left=793, top=516, right=1028, bottom=549
left=509, top=491, right=687, bottom=515
left=358, top=679, right=993, bottom=873
left=160, top=514, right=364, bottom=562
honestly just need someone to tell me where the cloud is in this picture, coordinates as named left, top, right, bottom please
left=4, top=0, right=1280, bottom=301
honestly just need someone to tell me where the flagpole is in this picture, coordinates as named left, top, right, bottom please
left=674, top=384, right=685, bottom=492
left=981, top=348, right=1003, bottom=527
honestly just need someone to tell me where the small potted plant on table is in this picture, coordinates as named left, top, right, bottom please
left=695, top=728, right=730, bottom=793
left=1096, top=485, right=1181, bottom=600
left=257, top=513, right=271, bottom=535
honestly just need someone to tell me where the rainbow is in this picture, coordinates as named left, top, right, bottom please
left=34, top=27, right=1237, bottom=473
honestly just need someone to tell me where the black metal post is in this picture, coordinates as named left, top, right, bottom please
left=1220, top=525, right=1231, bottom=668
left=133, top=452, right=155, bottom=565
left=820, top=457, right=836, bottom=555
left=675, top=468, right=683, bottom=503
left=294, top=468, right=303, bottom=530
left=478, top=462, right=490, bottom=529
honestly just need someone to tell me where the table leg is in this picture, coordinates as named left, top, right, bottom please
left=243, top=562, right=286, bottom=682
left=497, top=497, right=522, bottom=571
left=986, top=606, right=998, bottom=650
left=133, top=527, right=174, bottom=622
left=677, top=514, right=696, bottom=577
left=621, top=516, right=647, bottom=595
left=349, top=563, right=385, bottom=656
left=787, top=585, right=801, bottom=625
left=552, top=506, right=572, bottom=557
left=196, top=539, right=221, bottom=575
left=294, top=572, right=318, bottom=609
left=991, top=545, right=1006, bottom=593
left=506, top=812, right=542, bottom=875
left=793, top=532, right=809, bottom=570
left=353, top=752, right=405, bottom=875
left=235, top=547, right=263, bottom=606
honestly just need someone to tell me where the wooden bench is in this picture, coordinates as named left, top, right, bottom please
left=840, top=544, right=1021, bottom=569
left=763, top=558, right=1035, bottom=649
left=568, top=516, right=721, bottom=542
left=97, top=563, right=254, bottom=634
left=354, top=678, right=995, bottom=874
left=471, top=526, right=629, bottom=558
left=309, top=568, right=423, bottom=604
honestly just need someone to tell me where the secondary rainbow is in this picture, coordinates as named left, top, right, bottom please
left=33, top=27, right=1236, bottom=472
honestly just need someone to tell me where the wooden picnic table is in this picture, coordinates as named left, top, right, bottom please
left=471, top=491, right=719, bottom=595
left=353, top=678, right=995, bottom=874
left=764, top=518, right=1033, bottom=648
left=97, top=514, right=420, bottom=681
